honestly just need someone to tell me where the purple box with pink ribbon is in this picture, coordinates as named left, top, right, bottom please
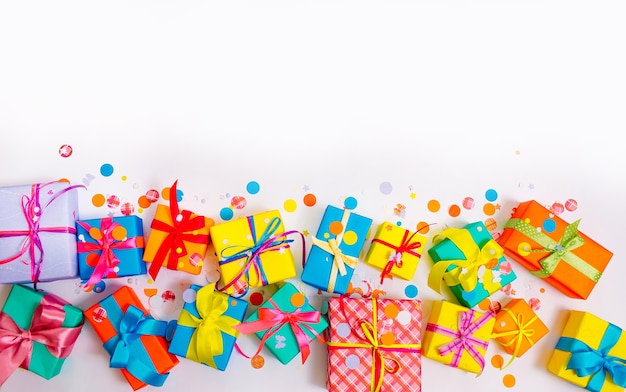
left=0, top=182, right=83, bottom=285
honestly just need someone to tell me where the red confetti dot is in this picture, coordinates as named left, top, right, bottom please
left=58, top=144, right=73, bottom=158
left=249, top=292, right=264, bottom=306
left=303, top=193, right=317, bottom=207
left=106, top=195, right=120, bottom=208
left=231, top=195, right=247, bottom=210
left=120, top=202, right=134, bottom=216
left=448, top=204, right=461, bottom=217
left=161, top=290, right=176, bottom=302
left=565, top=199, right=578, bottom=211
left=146, top=189, right=160, bottom=202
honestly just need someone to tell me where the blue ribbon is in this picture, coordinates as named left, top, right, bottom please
left=556, top=323, right=626, bottom=392
left=101, top=296, right=171, bottom=387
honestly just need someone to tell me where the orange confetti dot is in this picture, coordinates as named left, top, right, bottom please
left=329, top=221, right=344, bottom=235
left=485, top=258, right=499, bottom=269
left=144, top=288, right=158, bottom=297
left=381, top=332, right=396, bottom=345
left=477, top=298, right=491, bottom=311
left=58, top=178, right=70, bottom=183
left=483, top=203, right=496, bottom=216
left=427, top=199, right=440, bottom=213
left=162, top=187, right=171, bottom=201
left=111, top=226, right=127, bottom=241
left=491, top=354, right=504, bottom=368
left=540, top=288, right=546, bottom=293
left=448, top=204, right=461, bottom=217
left=416, top=221, right=430, bottom=234
left=86, top=253, right=99, bottom=267
left=138, top=195, right=151, bottom=208
left=290, top=293, right=306, bottom=308
left=384, top=304, right=399, bottom=319
left=92, top=194, right=105, bottom=207
left=251, top=355, right=265, bottom=369
left=303, top=193, right=317, bottom=207
left=503, top=374, right=516, bottom=388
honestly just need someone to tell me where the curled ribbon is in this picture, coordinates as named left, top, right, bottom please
left=216, top=216, right=305, bottom=296
left=0, top=182, right=85, bottom=286
left=556, top=322, right=626, bottom=392
left=310, top=209, right=358, bottom=293
left=327, top=297, right=421, bottom=392
left=147, top=180, right=210, bottom=280
left=504, top=218, right=600, bottom=283
left=177, top=284, right=240, bottom=368
left=491, top=308, right=537, bottom=369
left=233, top=298, right=324, bottom=364
left=426, top=308, right=493, bottom=372
left=77, top=217, right=141, bottom=287
left=0, top=292, right=84, bottom=386
left=371, top=229, right=423, bottom=284
left=427, top=227, right=504, bottom=294
left=104, top=305, right=170, bottom=387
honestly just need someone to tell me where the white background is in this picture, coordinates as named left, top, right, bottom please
left=1, top=1, right=625, bottom=391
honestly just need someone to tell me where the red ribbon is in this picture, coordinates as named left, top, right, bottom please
left=371, top=230, right=422, bottom=284
left=0, top=292, right=84, bottom=385
left=77, top=217, right=140, bottom=287
left=147, top=180, right=209, bottom=280
left=234, top=299, right=324, bottom=364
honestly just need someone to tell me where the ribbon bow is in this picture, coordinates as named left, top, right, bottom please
left=177, top=284, right=240, bottom=368
left=427, top=227, right=504, bottom=294
left=426, top=309, right=493, bottom=372
left=233, top=298, right=323, bottom=364
left=104, top=305, right=170, bottom=387
left=556, top=323, right=626, bottom=392
left=0, top=293, right=84, bottom=386
left=77, top=217, right=140, bottom=287
left=491, top=308, right=538, bottom=369
left=148, top=180, right=210, bottom=280
left=371, top=229, right=423, bottom=284
left=0, top=182, right=85, bottom=287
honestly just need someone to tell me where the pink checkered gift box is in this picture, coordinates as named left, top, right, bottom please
left=326, top=296, right=422, bottom=392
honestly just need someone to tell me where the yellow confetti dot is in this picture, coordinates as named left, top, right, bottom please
left=121, top=175, right=127, bottom=181
left=147, top=279, right=154, bottom=285
left=178, top=261, right=184, bottom=268
left=198, top=261, right=204, bottom=267
left=283, top=199, right=297, bottom=213
left=176, top=247, right=183, bottom=254
left=518, top=242, right=531, bottom=256
left=343, top=231, right=358, bottom=246
left=503, top=374, right=516, bottom=388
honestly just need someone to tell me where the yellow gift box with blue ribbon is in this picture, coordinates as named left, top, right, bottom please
left=547, top=310, right=626, bottom=392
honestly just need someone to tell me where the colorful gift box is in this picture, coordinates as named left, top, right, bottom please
left=547, top=310, right=626, bottom=392
left=423, top=300, right=494, bottom=374
left=143, top=180, right=213, bottom=280
left=77, top=215, right=146, bottom=287
left=427, top=221, right=517, bottom=308
left=210, top=210, right=302, bottom=295
left=491, top=298, right=549, bottom=369
left=168, top=283, right=247, bottom=370
left=326, top=296, right=422, bottom=391
left=84, top=285, right=179, bottom=390
left=301, top=205, right=372, bottom=294
left=0, top=181, right=84, bottom=285
left=497, top=200, right=613, bottom=299
left=364, top=221, right=427, bottom=283
left=234, top=282, right=328, bottom=365
left=0, top=284, right=84, bottom=386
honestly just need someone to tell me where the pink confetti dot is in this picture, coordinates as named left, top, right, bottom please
left=565, top=199, right=578, bottom=211
left=551, top=202, right=564, bottom=215
left=462, top=197, right=475, bottom=210
left=529, top=297, right=541, bottom=311
left=231, top=195, right=247, bottom=210
left=106, top=195, right=120, bottom=208
left=120, top=202, right=134, bottom=216
left=146, top=189, right=160, bottom=202
left=58, top=144, right=73, bottom=158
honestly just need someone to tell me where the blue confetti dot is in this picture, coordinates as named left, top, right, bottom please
left=344, top=196, right=358, bottom=210
left=100, top=163, right=114, bottom=177
left=404, top=284, right=418, bottom=298
left=93, top=280, right=106, bottom=293
left=337, top=323, right=351, bottom=338
left=246, top=181, right=260, bottom=195
left=396, top=221, right=402, bottom=226
left=220, top=207, right=234, bottom=221
left=543, top=219, right=557, bottom=233
left=345, top=354, right=360, bottom=370
left=379, top=182, right=393, bottom=195
left=485, top=189, right=498, bottom=202
left=176, top=189, right=184, bottom=202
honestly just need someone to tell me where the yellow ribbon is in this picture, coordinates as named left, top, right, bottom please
left=491, top=307, right=537, bottom=370
left=311, top=209, right=359, bottom=293
left=177, top=284, right=240, bottom=368
left=427, top=227, right=504, bottom=294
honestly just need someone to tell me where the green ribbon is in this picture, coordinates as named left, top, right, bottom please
left=504, top=218, right=601, bottom=282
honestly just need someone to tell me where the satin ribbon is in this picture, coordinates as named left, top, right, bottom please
left=177, top=284, right=240, bottom=367
left=555, top=322, right=626, bottom=392
left=327, top=297, right=421, bottom=392
left=103, top=305, right=171, bottom=387
left=216, top=216, right=305, bottom=296
left=371, top=229, right=423, bottom=284
left=427, top=227, right=504, bottom=295
left=426, top=308, right=493, bottom=372
left=491, top=307, right=538, bottom=369
left=0, top=291, right=84, bottom=386
left=310, top=209, right=358, bottom=293
left=147, top=180, right=210, bottom=280
left=233, top=298, right=324, bottom=364
left=77, top=217, right=140, bottom=287
left=504, top=218, right=601, bottom=283
left=0, top=182, right=85, bottom=286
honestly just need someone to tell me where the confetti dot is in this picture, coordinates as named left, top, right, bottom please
left=491, top=354, right=504, bottom=368
left=499, top=261, right=513, bottom=275
left=183, top=289, right=197, bottom=303
left=483, top=203, right=496, bottom=216
left=111, top=226, right=127, bottom=241
left=303, top=193, right=317, bottom=207
left=539, top=287, right=545, bottom=293
left=404, top=285, right=418, bottom=298
left=247, top=181, right=260, bottom=195
left=379, top=182, right=393, bottom=195
left=336, top=323, right=351, bottom=338
left=250, top=292, right=264, bottom=306
left=106, top=195, right=120, bottom=208
left=58, top=144, right=73, bottom=157
left=381, top=332, right=396, bottom=345
left=503, top=374, right=516, bottom=388
left=138, top=195, right=151, bottom=208
left=231, top=196, right=247, bottom=209
left=565, top=199, right=578, bottom=211
left=86, top=253, right=99, bottom=267
left=462, top=197, right=475, bottom=210
left=100, top=163, right=114, bottom=177
left=485, top=189, right=498, bottom=202
left=416, top=222, right=430, bottom=234
left=384, top=304, right=399, bottom=319
left=518, top=242, right=531, bottom=256
left=251, top=355, right=265, bottom=369
left=144, top=288, right=158, bottom=297
left=120, top=202, right=134, bottom=216
left=220, top=207, right=234, bottom=221
left=551, top=202, right=564, bottom=215
left=175, top=189, right=184, bottom=202
left=396, top=310, right=412, bottom=325
left=284, top=199, right=297, bottom=213
left=58, top=178, right=70, bottom=183
left=146, top=189, right=160, bottom=202
left=344, top=197, right=358, bottom=210
left=189, top=253, right=203, bottom=267
left=162, top=187, right=171, bottom=201
left=529, top=297, right=541, bottom=311
left=121, top=175, right=127, bottom=181
left=478, top=298, right=491, bottom=311
left=342, top=231, right=358, bottom=246
left=489, top=301, right=502, bottom=313
left=542, top=219, right=557, bottom=233
left=329, top=221, right=344, bottom=236
left=515, top=150, right=521, bottom=155
left=290, top=293, right=306, bottom=307
left=161, top=290, right=176, bottom=302
left=427, top=199, right=440, bottom=213
left=448, top=204, right=461, bottom=217
left=345, top=355, right=360, bottom=369
left=484, top=218, right=497, bottom=231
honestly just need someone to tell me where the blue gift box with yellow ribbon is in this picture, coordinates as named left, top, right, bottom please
left=427, top=221, right=517, bottom=308
left=301, top=205, right=373, bottom=294
left=168, top=284, right=248, bottom=371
